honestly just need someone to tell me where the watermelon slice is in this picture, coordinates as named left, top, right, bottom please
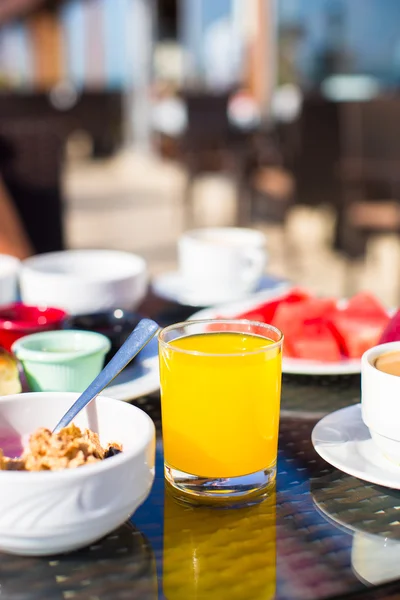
left=345, top=292, right=388, bottom=320
left=222, top=288, right=390, bottom=362
left=235, top=288, right=311, bottom=324
left=328, top=312, right=389, bottom=358
left=272, top=297, right=337, bottom=339
left=287, top=320, right=342, bottom=362
left=379, top=309, right=400, bottom=343
left=325, top=292, right=390, bottom=358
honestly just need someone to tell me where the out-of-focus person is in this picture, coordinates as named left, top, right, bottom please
left=0, top=138, right=33, bottom=259
left=0, top=178, right=33, bottom=259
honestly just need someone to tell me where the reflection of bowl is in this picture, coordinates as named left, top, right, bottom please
left=12, top=330, right=111, bottom=392
left=0, top=522, right=158, bottom=598
left=20, top=250, right=148, bottom=315
left=0, top=302, right=67, bottom=352
left=65, top=309, right=141, bottom=360
left=0, top=391, right=155, bottom=556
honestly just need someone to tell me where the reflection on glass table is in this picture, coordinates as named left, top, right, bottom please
left=311, top=470, right=400, bottom=588
left=0, top=522, right=158, bottom=599
left=163, top=485, right=276, bottom=600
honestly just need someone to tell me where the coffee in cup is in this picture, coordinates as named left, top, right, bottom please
left=374, top=351, right=400, bottom=377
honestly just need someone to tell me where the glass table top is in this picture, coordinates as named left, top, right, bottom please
left=2, top=374, right=400, bottom=600
left=1, top=293, right=400, bottom=600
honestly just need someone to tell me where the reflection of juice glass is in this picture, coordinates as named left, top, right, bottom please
left=158, top=320, right=283, bottom=503
left=163, top=485, right=276, bottom=600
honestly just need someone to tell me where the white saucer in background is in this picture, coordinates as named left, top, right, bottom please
left=312, top=404, right=400, bottom=490
left=151, top=271, right=290, bottom=307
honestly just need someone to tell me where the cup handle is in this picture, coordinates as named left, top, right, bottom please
left=241, top=247, right=267, bottom=286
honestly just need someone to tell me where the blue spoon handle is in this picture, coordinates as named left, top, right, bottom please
left=52, top=318, right=160, bottom=433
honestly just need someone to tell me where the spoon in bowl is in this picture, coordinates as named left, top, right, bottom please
left=52, top=318, right=160, bottom=433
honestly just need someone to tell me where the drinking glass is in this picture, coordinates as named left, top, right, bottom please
left=158, top=319, right=283, bottom=503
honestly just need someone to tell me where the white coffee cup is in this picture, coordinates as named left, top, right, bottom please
left=0, top=254, right=20, bottom=306
left=178, top=227, right=267, bottom=305
left=362, top=342, right=400, bottom=463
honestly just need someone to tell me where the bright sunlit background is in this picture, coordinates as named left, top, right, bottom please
left=1, top=0, right=400, bottom=305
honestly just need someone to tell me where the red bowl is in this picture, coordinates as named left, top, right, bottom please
left=0, top=303, right=68, bottom=352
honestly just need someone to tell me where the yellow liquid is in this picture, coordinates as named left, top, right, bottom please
left=159, top=332, right=282, bottom=478
left=163, top=486, right=276, bottom=600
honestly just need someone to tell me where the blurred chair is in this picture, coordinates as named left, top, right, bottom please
left=290, top=97, right=341, bottom=209
left=238, top=129, right=295, bottom=226
left=0, top=118, right=67, bottom=254
left=335, top=99, right=400, bottom=257
left=0, top=90, right=124, bottom=159
left=178, top=91, right=249, bottom=226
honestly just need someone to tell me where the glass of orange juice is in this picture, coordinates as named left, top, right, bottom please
left=158, top=319, right=283, bottom=503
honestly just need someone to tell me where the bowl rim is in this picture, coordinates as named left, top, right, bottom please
left=0, top=302, right=68, bottom=331
left=180, top=227, right=267, bottom=245
left=21, top=250, right=147, bottom=283
left=11, top=329, right=111, bottom=362
left=0, top=392, right=155, bottom=481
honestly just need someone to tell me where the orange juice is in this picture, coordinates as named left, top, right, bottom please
left=159, top=331, right=282, bottom=478
left=163, top=486, right=276, bottom=600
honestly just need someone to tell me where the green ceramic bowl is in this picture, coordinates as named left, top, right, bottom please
left=11, top=330, right=111, bottom=392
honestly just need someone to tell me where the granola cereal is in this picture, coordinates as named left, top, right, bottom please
left=0, top=425, right=122, bottom=471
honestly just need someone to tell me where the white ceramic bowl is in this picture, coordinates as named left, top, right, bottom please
left=0, top=392, right=155, bottom=556
left=0, top=254, right=20, bottom=306
left=20, top=250, right=148, bottom=315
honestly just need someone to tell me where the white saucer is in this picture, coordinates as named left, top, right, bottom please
left=102, top=335, right=159, bottom=401
left=151, top=271, right=290, bottom=307
left=312, top=404, right=400, bottom=489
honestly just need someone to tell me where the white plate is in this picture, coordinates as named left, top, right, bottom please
left=151, top=271, right=290, bottom=307
left=101, top=336, right=159, bottom=401
left=282, top=356, right=361, bottom=375
left=312, top=404, right=400, bottom=490
left=190, top=292, right=363, bottom=375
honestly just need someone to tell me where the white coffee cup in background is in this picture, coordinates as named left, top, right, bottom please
left=361, top=342, right=400, bottom=463
left=0, top=254, right=20, bottom=306
left=178, top=227, right=267, bottom=305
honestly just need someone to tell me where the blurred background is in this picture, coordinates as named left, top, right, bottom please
left=1, top=0, right=400, bottom=305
